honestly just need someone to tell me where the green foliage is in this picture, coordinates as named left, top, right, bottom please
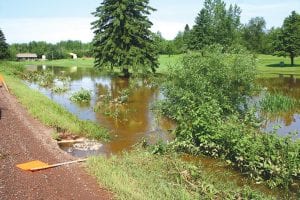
left=173, top=25, right=191, bottom=54
left=263, top=27, right=281, bottom=55
left=87, top=149, right=273, bottom=200
left=242, top=17, right=267, bottom=53
left=23, top=70, right=55, bottom=87
left=0, top=61, right=24, bottom=76
left=91, top=0, right=158, bottom=75
left=160, top=45, right=256, bottom=118
left=70, top=88, right=91, bottom=103
left=51, top=86, right=69, bottom=93
left=189, top=0, right=241, bottom=50
left=0, top=29, right=9, bottom=59
left=260, top=92, right=299, bottom=113
left=8, top=40, right=92, bottom=60
left=159, top=46, right=300, bottom=188
left=274, top=11, right=300, bottom=66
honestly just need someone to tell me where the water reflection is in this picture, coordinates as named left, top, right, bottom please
left=25, top=66, right=300, bottom=154
left=25, top=65, right=174, bottom=155
left=257, top=77, right=300, bottom=137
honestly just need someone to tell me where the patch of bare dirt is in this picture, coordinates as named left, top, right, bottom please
left=0, top=87, right=113, bottom=200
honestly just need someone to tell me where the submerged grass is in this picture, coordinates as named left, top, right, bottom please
left=70, top=88, right=92, bottom=103
left=260, top=92, right=299, bottom=113
left=0, top=61, right=109, bottom=141
left=87, top=149, right=274, bottom=200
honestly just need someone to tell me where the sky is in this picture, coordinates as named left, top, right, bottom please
left=0, top=0, right=299, bottom=44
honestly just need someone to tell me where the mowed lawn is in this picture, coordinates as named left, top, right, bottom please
left=16, top=54, right=300, bottom=77
left=257, top=54, right=300, bottom=77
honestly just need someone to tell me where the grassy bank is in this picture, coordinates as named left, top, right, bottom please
left=0, top=61, right=109, bottom=140
left=87, top=149, right=274, bottom=200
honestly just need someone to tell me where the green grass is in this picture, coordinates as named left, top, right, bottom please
left=16, top=58, right=95, bottom=68
left=87, top=149, right=274, bottom=200
left=257, top=54, right=300, bottom=78
left=0, top=61, right=109, bottom=141
left=9, top=54, right=300, bottom=78
left=157, top=54, right=184, bottom=73
left=18, top=55, right=184, bottom=74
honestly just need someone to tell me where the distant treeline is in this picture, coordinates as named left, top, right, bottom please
left=153, top=1, right=297, bottom=58
left=2, top=1, right=299, bottom=62
left=8, top=40, right=92, bottom=60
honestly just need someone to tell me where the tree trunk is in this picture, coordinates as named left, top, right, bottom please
left=291, top=55, right=294, bottom=66
left=122, top=68, right=130, bottom=78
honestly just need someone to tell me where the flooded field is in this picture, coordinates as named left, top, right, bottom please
left=24, top=65, right=300, bottom=197
left=25, top=65, right=174, bottom=156
left=25, top=66, right=300, bottom=154
left=257, top=77, right=300, bottom=137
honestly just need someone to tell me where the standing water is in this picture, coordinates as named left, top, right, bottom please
left=25, top=65, right=174, bottom=156
left=257, top=77, right=300, bottom=137
left=24, top=66, right=299, bottom=197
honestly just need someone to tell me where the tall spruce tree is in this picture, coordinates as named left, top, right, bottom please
left=0, top=29, right=9, bottom=59
left=91, top=0, right=158, bottom=76
left=274, top=11, right=300, bottom=66
left=189, top=0, right=241, bottom=50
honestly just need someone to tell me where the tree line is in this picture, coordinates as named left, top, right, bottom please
left=153, top=0, right=300, bottom=65
left=0, top=34, right=93, bottom=60
left=0, top=0, right=300, bottom=65
left=8, top=40, right=93, bottom=60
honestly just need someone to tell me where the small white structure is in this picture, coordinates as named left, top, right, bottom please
left=69, top=53, right=77, bottom=59
left=42, top=55, right=47, bottom=60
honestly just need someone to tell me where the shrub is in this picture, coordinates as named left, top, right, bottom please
left=159, top=45, right=300, bottom=188
left=70, top=88, right=91, bottom=103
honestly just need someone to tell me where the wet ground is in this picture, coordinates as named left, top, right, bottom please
left=24, top=66, right=300, bottom=198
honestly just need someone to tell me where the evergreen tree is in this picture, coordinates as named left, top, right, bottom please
left=274, top=11, right=300, bottom=66
left=189, top=0, right=241, bottom=50
left=0, top=29, right=9, bottom=59
left=91, top=0, right=158, bottom=76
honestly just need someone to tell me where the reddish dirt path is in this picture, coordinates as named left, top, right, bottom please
left=0, top=87, right=113, bottom=200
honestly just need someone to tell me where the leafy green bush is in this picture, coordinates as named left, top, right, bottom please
left=70, top=88, right=91, bottom=103
left=159, top=46, right=300, bottom=188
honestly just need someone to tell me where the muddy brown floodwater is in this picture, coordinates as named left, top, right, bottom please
left=25, top=66, right=300, bottom=198
left=257, top=77, right=300, bottom=137
left=26, top=65, right=175, bottom=157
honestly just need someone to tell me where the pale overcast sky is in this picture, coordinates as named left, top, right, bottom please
left=0, top=0, right=299, bottom=43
